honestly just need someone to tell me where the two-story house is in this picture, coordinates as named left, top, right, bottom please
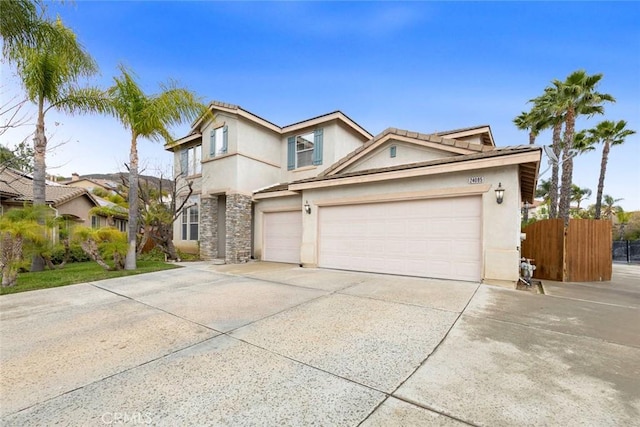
left=166, top=102, right=541, bottom=284
left=165, top=101, right=372, bottom=264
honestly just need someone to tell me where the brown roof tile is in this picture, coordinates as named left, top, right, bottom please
left=1, top=168, right=93, bottom=205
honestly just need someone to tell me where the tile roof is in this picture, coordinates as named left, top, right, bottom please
left=434, top=125, right=491, bottom=135
left=0, top=168, right=93, bottom=205
left=255, top=145, right=540, bottom=194
left=320, top=127, right=492, bottom=177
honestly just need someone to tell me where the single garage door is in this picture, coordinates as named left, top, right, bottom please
left=263, top=211, right=303, bottom=264
left=318, top=197, right=481, bottom=281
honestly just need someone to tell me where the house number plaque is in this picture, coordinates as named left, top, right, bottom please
left=468, top=176, right=484, bottom=184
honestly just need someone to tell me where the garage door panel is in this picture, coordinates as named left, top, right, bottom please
left=263, top=211, right=302, bottom=264
left=318, top=197, right=481, bottom=281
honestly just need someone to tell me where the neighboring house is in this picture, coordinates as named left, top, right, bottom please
left=1, top=168, right=97, bottom=234
left=0, top=168, right=124, bottom=236
left=90, top=196, right=128, bottom=232
left=167, top=102, right=541, bottom=283
left=61, top=173, right=119, bottom=193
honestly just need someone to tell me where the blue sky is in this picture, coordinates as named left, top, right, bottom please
left=1, top=1, right=639, bottom=210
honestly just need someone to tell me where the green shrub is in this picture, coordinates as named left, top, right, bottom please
left=138, top=247, right=166, bottom=262
left=178, top=250, right=200, bottom=261
left=49, top=244, right=91, bottom=264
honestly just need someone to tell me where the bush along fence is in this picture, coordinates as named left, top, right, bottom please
left=613, top=240, right=640, bottom=264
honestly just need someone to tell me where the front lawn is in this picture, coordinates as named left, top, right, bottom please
left=1, top=261, right=180, bottom=295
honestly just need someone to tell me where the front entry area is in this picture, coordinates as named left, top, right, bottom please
left=317, top=197, right=482, bottom=281
left=262, top=211, right=303, bottom=264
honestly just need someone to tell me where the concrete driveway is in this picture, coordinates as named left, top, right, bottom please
left=1, top=262, right=638, bottom=426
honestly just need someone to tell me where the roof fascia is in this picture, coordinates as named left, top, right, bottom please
left=283, top=112, right=372, bottom=140
left=439, top=126, right=494, bottom=146
left=165, top=133, right=202, bottom=151
left=290, top=151, right=541, bottom=191
left=253, top=190, right=301, bottom=200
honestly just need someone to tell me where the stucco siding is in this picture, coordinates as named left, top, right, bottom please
left=281, top=121, right=367, bottom=182
left=298, top=165, right=521, bottom=282
left=343, top=141, right=457, bottom=173
left=58, top=195, right=95, bottom=224
left=237, top=118, right=281, bottom=167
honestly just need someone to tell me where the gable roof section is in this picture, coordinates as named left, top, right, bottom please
left=321, top=127, right=493, bottom=177
left=282, top=111, right=372, bottom=140
left=166, top=101, right=372, bottom=151
left=0, top=168, right=97, bottom=206
left=435, top=125, right=495, bottom=147
left=255, top=145, right=541, bottom=203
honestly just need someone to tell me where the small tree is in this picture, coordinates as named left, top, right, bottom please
left=73, top=226, right=127, bottom=270
left=0, top=206, right=47, bottom=286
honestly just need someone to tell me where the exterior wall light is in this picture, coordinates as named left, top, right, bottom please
left=495, top=182, right=505, bottom=204
left=304, top=200, right=312, bottom=214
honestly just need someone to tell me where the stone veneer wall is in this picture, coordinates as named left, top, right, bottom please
left=225, top=193, right=252, bottom=263
left=199, top=196, right=218, bottom=260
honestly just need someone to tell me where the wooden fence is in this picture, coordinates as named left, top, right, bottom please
left=521, top=219, right=612, bottom=282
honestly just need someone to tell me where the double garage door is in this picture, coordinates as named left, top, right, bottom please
left=262, top=197, right=482, bottom=281
left=318, top=197, right=482, bottom=281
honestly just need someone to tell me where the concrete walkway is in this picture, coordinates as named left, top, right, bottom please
left=1, top=262, right=638, bottom=426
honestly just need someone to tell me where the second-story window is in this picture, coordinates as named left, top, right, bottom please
left=210, top=125, right=228, bottom=157
left=287, top=128, right=323, bottom=170
left=296, top=131, right=314, bottom=167
left=180, top=144, right=202, bottom=176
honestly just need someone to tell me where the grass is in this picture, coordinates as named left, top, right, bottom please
left=1, top=261, right=180, bottom=296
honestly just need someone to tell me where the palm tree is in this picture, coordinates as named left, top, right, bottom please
left=0, top=0, right=40, bottom=54
left=513, top=110, right=542, bottom=145
left=554, top=70, right=615, bottom=224
left=535, top=178, right=551, bottom=205
left=570, top=184, right=592, bottom=211
left=11, top=17, right=111, bottom=270
left=583, top=120, right=636, bottom=219
left=601, top=195, right=623, bottom=220
left=527, top=86, right=565, bottom=218
left=106, top=65, right=209, bottom=270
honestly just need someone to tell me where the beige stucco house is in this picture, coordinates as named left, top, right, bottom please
left=0, top=168, right=126, bottom=234
left=1, top=168, right=98, bottom=231
left=167, top=102, right=541, bottom=283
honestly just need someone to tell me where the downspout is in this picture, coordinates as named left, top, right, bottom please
left=48, top=204, right=59, bottom=244
left=48, top=204, right=59, bottom=218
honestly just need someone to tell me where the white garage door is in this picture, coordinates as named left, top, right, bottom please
left=263, top=211, right=303, bottom=264
left=318, top=197, right=481, bottom=281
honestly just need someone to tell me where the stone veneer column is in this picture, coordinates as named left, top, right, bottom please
left=199, top=196, right=218, bottom=260
left=225, top=193, right=252, bottom=264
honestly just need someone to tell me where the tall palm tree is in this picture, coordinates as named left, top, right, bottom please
left=583, top=120, right=636, bottom=219
left=107, top=65, right=209, bottom=270
left=554, top=70, right=614, bottom=224
left=11, top=17, right=111, bottom=270
left=570, top=184, right=592, bottom=211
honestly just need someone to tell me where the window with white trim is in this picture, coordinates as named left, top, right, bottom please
left=181, top=195, right=199, bottom=241
left=287, top=128, right=323, bottom=170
